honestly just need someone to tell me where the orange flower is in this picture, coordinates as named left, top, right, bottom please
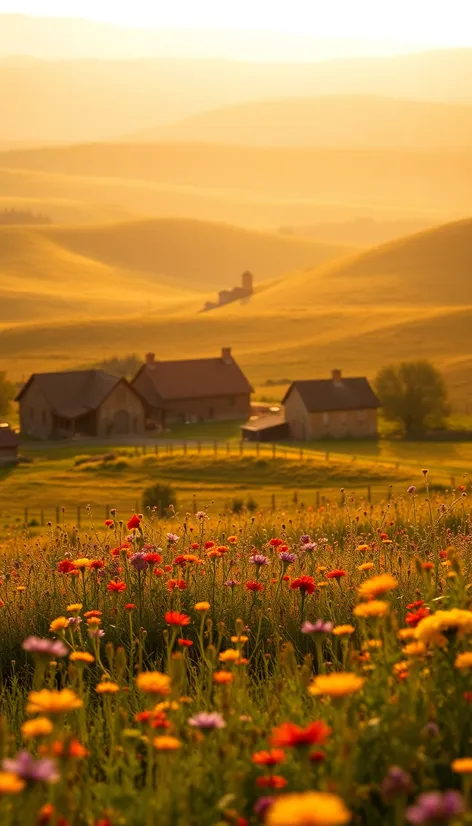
left=165, top=611, right=190, bottom=626
left=253, top=749, right=285, bottom=766
left=256, top=775, right=287, bottom=789
left=213, top=671, right=233, bottom=685
left=107, top=580, right=126, bottom=593
left=270, top=721, right=331, bottom=748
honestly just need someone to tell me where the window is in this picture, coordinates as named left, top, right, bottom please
left=322, top=412, right=329, bottom=425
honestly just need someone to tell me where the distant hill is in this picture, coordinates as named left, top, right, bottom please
left=1, top=48, right=472, bottom=143
left=127, top=95, right=472, bottom=149
left=1, top=218, right=472, bottom=407
left=0, top=142, right=469, bottom=234
left=0, top=217, right=347, bottom=324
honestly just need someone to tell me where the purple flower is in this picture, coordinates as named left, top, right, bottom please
left=88, top=628, right=105, bottom=639
left=301, top=620, right=333, bottom=635
left=2, top=752, right=59, bottom=783
left=406, top=791, right=465, bottom=824
left=188, top=711, right=226, bottom=730
left=224, top=579, right=240, bottom=588
left=166, top=533, right=179, bottom=544
left=68, top=617, right=82, bottom=630
left=408, top=485, right=417, bottom=494
left=195, top=511, right=207, bottom=520
left=249, top=554, right=270, bottom=567
left=254, top=797, right=276, bottom=819
left=130, top=552, right=148, bottom=572
left=300, top=535, right=311, bottom=544
left=381, top=766, right=413, bottom=800
left=22, top=637, right=68, bottom=658
left=278, top=551, right=297, bottom=564
left=302, top=542, right=317, bottom=552
left=422, top=721, right=440, bottom=739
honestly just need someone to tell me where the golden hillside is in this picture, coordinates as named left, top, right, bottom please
left=1, top=217, right=471, bottom=406
left=0, top=218, right=347, bottom=323
left=130, top=95, right=472, bottom=149
left=0, top=143, right=469, bottom=237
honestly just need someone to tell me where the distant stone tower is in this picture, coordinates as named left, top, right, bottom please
left=241, top=271, right=254, bottom=295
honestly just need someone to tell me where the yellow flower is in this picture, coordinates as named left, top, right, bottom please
left=153, top=736, right=181, bottom=751
left=66, top=603, right=83, bottom=613
left=49, top=617, right=69, bottom=633
left=73, top=558, right=92, bottom=569
left=0, top=771, right=25, bottom=795
left=356, top=544, right=370, bottom=552
left=194, top=601, right=210, bottom=612
left=455, top=651, right=472, bottom=670
left=403, top=642, right=427, bottom=657
left=317, top=582, right=329, bottom=588
left=358, top=562, right=374, bottom=572
left=87, top=617, right=101, bottom=626
left=332, top=625, right=355, bottom=636
left=21, top=717, right=54, bottom=739
left=398, top=628, right=416, bottom=641
left=267, top=791, right=351, bottom=826
left=154, top=700, right=180, bottom=712
left=354, top=601, right=389, bottom=619
left=308, top=672, right=365, bottom=698
left=363, top=639, right=383, bottom=650
left=219, top=648, right=240, bottom=663
left=452, top=758, right=472, bottom=774
left=393, top=661, right=409, bottom=675
left=415, top=609, right=472, bottom=646
left=26, top=689, right=82, bottom=715
left=358, top=574, right=398, bottom=601
left=136, top=672, right=171, bottom=695
left=231, top=635, right=248, bottom=644
left=96, top=681, right=120, bottom=695
left=69, top=651, right=95, bottom=665
left=317, top=566, right=327, bottom=573
left=16, top=586, right=26, bottom=593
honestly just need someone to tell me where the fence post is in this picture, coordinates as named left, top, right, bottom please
left=214, top=440, right=218, bottom=457
left=316, top=491, right=320, bottom=508
left=183, top=441, right=187, bottom=455
left=272, top=443, right=276, bottom=459
left=105, top=505, right=110, bottom=521
left=169, top=443, right=173, bottom=456
left=158, top=500, right=163, bottom=519
left=299, top=447, right=303, bottom=461
left=40, top=509, right=44, bottom=528
left=226, top=441, right=230, bottom=456
left=193, top=495, right=197, bottom=515
left=142, top=444, right=146, bottom=455
left=77, top=506, right=81, bottom=528
left=256, top=442, right=260, bottom=457
left=24, top=508, right=28, bottom=526
left=56, top=506, right=60, bottom=525
left=271, top=493, right=276, bottom=511
left=239, top=440, right=243, bottom=456
left=155, top=443, right=158, bottom=456
left=325, top=451, right=330, bottom=462
left=367, top=485, right=372, bottom=503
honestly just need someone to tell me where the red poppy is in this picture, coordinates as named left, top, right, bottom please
left=464, top=692, right=472, bottom=703
left=167, top=579, right=186, bottom=592
left=190, top=542, right=199, bottom=550
left=111, top=544, right=131, bottom=558
left=406, top=606, right=430, bottom=627
left=309, top=751, right=325, bottom=763
left=380, top=532, right=388, bottom=540
left=127, top=515, right=141, bottom=530
left=165, top=565, right=172, bottom=573
left=246, top=581, right=264, bottom=592
left=57, top=560, right=76, bottom=574
left=422, top=562, right=434, bottom=571
left=104, top=519, right=114, bottom=527
left=90, top=560, right=105, bottom=570
left=270, top=721, right=331, bottom=748
left=154, top=568, right=165, bottom=577
left=406, top=600, right=424, bottom=610
left=124, top=603, right=136, bottom=611
left=269, top=538, right=283, bottom=548
left=282, top=575, right=291, bottom=582
left=173, top=555, right=187, bottom=566
left=256, top=775, right=287, bottom=789
left=216, top=546, right=229, bottom=555
left=135, top=711, right=152, bottom=724
left=290, top=576, right=315, bottom=594
left=178, top=638, right=193, bottom=647
left=107, top=580, right=126, bottom=593
left=84, top=610, right=102, bottom=619
left=252, top=749, right=285, bottom=767
left=165, top=611, right=190, bottom=626
left=144, top=552, right=162, bottom=565
left=204, top=541, right=215, bottom=549
left=327, top=569, right=346, bottom=580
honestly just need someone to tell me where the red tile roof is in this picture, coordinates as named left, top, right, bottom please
left=133, top=353, right=253, bottom=403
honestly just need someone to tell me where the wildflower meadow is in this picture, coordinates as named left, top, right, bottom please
left=1, top=479, right=472, bottom=825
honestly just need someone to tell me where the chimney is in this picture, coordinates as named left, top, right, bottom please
left=241, top=270, right=254, bottom=294
left=332, top=369, right=343, bottom=386
left=221, top=347, right=233, bottom=364
left=145, top=352, right=156, bottom=366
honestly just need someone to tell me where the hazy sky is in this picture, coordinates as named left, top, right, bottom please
left=1, top=0, right=472, bottom=47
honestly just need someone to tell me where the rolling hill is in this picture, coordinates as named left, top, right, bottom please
left=128, top=95, right=472, bottom=149
left=0, top=142, right=469, bottom=238
left=1, top=48, right=472, bottom=143
left=1, top=217, right=471, bottom=407
left=0, top=217, right=348, bottom=324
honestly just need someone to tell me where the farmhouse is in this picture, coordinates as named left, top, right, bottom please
left=283, top=370, right=380, bottom=440
left=16, top=370, right=146, bottom=440
left=0, top=423, right=19, bottom=465
left=132, top=348, right=253, bottom=427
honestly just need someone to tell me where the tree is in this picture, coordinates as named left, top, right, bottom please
left=142, top=483, right=177, bottom=517
left=374, top=361, right=449, bottom=437
left=0, top=372, right=15, bottom=419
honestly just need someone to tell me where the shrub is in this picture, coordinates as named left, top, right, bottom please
left=231, top=497, right=244, bottom=514
left=143, top=482, right=177, bottom=516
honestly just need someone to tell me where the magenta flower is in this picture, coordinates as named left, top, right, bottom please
left=22, top=637, right=68, bottom=658
left=130, top=552, right=148, bottom=571
left=301, top=620, right=333, bottom=635
left=250, top=554, right=270, bottom=567
left=3, top=751, right=59, bottom=783
left=406, top=791, right=465, bottom=824
left=279, top=551, right=297, bottom=564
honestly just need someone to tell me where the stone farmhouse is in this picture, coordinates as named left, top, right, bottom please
left=16, top=370, right=146, bottom=440
left=132, top=348, right=253, bottom=427
left=282, top=370, right=380, bottom=440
